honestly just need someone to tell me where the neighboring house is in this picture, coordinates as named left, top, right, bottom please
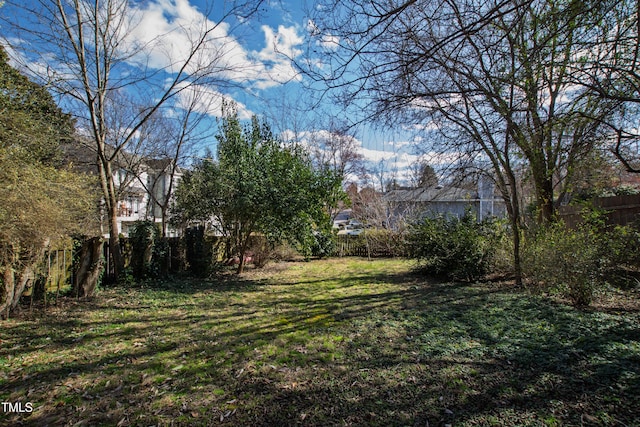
left=383, top=180, right=507, bottom=225
left=113, top=158, right=182, bottom=237
left=62, top=139, right=182, bottom=237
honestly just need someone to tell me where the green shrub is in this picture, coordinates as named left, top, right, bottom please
left=405, top=212, right=502, bottom=281
left=184, top=225, right=212, bottom=277
left=128, top=221, right=173, bottom=279
left=311, top=229, right=336, bottom=258
left=606, top=225, right=640, bottom=288
left=247, top=236, right=272, bottom=268
left=271, top=241, right=301, bottom=261
left=129, top=221, right=159, bottom=280
left=522, top=207, right=640, bottom=306
left=523, top=223, right=602, bottom=306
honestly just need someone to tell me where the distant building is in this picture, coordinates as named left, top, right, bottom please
left=112, top=158, right=182, bottom=237
left=383, top=180, right=507, bottom=224
left=62, top=139, right=182, bottom=237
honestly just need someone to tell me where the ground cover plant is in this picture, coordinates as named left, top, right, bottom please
left=1, top=258, right=639, bottom=426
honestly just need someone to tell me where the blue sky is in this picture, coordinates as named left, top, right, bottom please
left=2, top=0, right=428, bottom=186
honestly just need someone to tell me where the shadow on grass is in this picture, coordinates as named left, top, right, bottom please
left=1, top=260, right=639, bottom=426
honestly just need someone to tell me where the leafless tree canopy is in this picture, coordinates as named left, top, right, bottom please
left=302, top=0, right=634, bottom=284
left=572, top=0, right=640, bottom=172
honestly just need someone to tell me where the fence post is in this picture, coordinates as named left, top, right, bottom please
left=55, top=250, right=60, bottom=305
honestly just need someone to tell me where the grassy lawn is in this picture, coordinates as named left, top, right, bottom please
left=1, top=258, right=639, bottom=426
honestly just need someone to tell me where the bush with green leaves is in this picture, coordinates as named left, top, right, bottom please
left=523, top=223, right=602, bottom=306
left=606, top=225, right=640, bottom=287
left=405, top=212, right=502, bottom=281
left=184, top=225, right=213, bottom=278
left=311, top=229, right=336, bottom=258
left=522, top=208, right=640, bottom=306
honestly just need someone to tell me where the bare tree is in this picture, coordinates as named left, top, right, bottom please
left=304, top=0, right=614, bottom=285
left=124, top=89, right=214, bottom=238
left=573, top=0, right=640, bottom=173
left=296, top=117, right=364, bottom=219
left=308, top=118, right=367, bottom=180
left=414, top=162, right=439, bottom=188
left=1, top=0, right=264, bottom=280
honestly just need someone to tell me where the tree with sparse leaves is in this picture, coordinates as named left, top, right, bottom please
left=304, top=0, right=615, bottom=285
left=570, top=0, right=640, bottom=173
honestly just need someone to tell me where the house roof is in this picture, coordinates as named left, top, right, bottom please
left=62, top=136, right=181, bottom=176
left=383, top=186, right=477, bottom=203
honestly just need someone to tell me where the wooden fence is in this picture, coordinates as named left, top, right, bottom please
left=335, top=235, right=398, bottom=258
left=21, top=247, right=74, bottom=303
left=558, top=194, right=640, bottom=229
left=45, top=248, right=74, bottom=297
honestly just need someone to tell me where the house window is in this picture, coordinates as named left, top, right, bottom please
left=118, top=201, right=131, bottom=217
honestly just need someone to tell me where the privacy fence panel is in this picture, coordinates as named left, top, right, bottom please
left=558, top=194, right=640, bottom=229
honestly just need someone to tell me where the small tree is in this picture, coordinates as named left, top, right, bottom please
left=173, top=105, right=340, bottom=273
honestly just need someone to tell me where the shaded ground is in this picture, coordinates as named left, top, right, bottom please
left=1, top=258, right=639, bottom=426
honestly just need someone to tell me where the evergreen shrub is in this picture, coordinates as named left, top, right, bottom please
left=405, top=212, right=503, bottom=281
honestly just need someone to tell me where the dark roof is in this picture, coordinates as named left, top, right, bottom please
left=383, top=187, right=477, bottom=203
left=62, top=136, right=180, bottom=175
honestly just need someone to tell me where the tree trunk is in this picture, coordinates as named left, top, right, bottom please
left=12, top=264, right=35, bottom=312
left=237, top=246, right=246, bottom=274
left=236, top=232, right=253, bottom=274
left=1, top=265, right=15, bottom=319
left=534, top=173, right=556, bottom=224
left=511, top=212, right=523, bottom=288
left=500, top=163, right=524, bottom=288
left=539, top=191, right=555, bottom=224
left=1, top=259, right=40, bottom=319
left=99, top=156, right=125, bottom=282
left=107, top=206, right=124, bottom=282
left=74, top=237, right=104, bottom=298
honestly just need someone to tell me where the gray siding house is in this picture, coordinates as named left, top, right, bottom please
left=383, top=182, right=507, bottom=224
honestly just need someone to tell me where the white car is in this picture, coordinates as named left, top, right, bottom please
left=345, top=228, right=364, bottom=236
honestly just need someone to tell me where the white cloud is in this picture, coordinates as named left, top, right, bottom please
left=319, top=34, right=340, bottom=50
left=306, top=19, right=339, bottom=51
left=253, top=25, right=304, bottom=89
left=282, top=128, right=420, bottom=170
left=124, top=0, right=303, bottom=91
left=258, top=25, right=303, bottom=60
left=360, top=146, right=399, bottom=163
left=175, top=82, right=253, bottom=119
left=126, top=0, right=252, bottom=78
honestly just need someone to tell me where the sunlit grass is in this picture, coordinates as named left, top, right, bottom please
left=1, top=258, right=638, bottom=426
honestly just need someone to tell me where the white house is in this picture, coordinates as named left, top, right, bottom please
left=63, top=139, right=182, bottom=237
left=111, top=157, right=182, bottom=237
